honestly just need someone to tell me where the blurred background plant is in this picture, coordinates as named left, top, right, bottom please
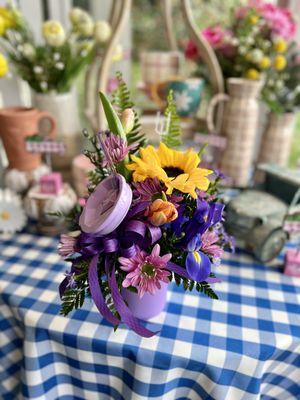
left=0, top=3, right=112, bottom=93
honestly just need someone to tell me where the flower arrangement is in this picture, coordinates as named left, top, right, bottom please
left=0, top=4, right=113, bottom=93
left=58, top=74, right=234, bottom=337
left=185, top=0, right=296, bottom=81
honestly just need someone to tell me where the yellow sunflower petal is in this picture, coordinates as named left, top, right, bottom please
left=157, top=142, right=174, bottom=167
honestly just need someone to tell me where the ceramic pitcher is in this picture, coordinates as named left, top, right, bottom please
left=258, top=112, right=296, bottom=167
left=32, top=89, right=81, bottom=169
left=207, top=78, right=263, bottom=187
left=0, top=107, right=56, bottom=171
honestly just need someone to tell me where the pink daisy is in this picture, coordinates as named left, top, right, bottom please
left=58, top=232, right=79, bottom=258
left=201, top=230, right=224, bottom=259
left=119, top=244, right=171, bottom=298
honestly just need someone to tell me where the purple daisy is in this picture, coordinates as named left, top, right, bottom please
left=58, top=232, right=80, bottom=258
left=119, top=244, right=171, bottom=298
left=133, top=178, right=183, bottom=204
left=99, top=131, right=137, bottom=166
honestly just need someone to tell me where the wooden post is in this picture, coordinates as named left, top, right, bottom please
left=96, top=0, right=132, bottom=130
left=161, top=0, right=178, bottom=51
left=180, top=0, right=224, bottom=133
left=84, top=0, right=131, bottom=132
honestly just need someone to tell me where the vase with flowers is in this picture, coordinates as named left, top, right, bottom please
left=185, top=0, right=297, bottom=185
left=0, top=4, right=113, bottom=168
left=57, top=74, right=234, bottom=337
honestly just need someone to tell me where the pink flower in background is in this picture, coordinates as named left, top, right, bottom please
left=185, top=26, right=234, bottom=60
left=236, top=0, right=296, bottom=40
left=119, top=244, right=171, bottom=298
left=201, top=230, right=224, bottom=259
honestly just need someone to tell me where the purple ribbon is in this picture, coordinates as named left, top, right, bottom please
left=108, top=264, right=158, bottom=337
left=88, top=254, right=120, bottom=326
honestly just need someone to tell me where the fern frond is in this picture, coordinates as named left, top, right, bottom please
left=112, top=71, right=147, bottom=148
left=162, top=90, right=182, bottom=148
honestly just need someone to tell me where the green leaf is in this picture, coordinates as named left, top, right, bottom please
left=99, top=91, right=126, bottom=140
left=162, top=90, right=182, bottom=148
left=112, top=71, right=147, bottom=148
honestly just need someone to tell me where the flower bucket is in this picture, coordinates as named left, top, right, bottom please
left=122, top=282, right=168, bottom=320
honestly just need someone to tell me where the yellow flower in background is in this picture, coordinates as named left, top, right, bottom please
left=274, top=55, right=287, bottom=71
left=259, top=56, right=271, bottom=69
left=0, top=7, right=15, bottom=30
left=42, top=20, right=65, bottom=47
left=245, top=68, right=260, bottom=80
left=0, top=15, right=5, bottom=36
left=127, top=143, right=212, bottom=199
left=249, top=15, right=259, bottom=25
left=0, top=53, right=8, bottom=77
left=112, top=44, right=123, bottom=62
left=273, top=38, right=287, bottom=53
left=94, top=20, right=111, bottom=44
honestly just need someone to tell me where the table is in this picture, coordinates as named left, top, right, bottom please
left=0, top=232, right=299, bottom=400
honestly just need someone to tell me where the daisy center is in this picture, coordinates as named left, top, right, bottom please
left=163, top=167, right=184, bottom=178
left=0, top=210, right=10, bottom=220
left=141, top=262, right=156, bottom=278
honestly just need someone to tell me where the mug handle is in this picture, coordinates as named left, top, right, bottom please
left=150, top=81, right=168, bottom=109
left=37, top=111, right=57, bottom=139
left=206, top=93, right=229, bottom=133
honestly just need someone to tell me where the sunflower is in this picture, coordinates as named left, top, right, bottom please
left=127, top=143, right=212, bottom=198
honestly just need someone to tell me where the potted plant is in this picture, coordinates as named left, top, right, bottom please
left=260, top=45, right=300, bottom=166
left=57, top=74, right=234, bottom=337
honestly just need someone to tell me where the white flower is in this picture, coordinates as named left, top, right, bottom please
left=238, top=46, right=247, bottom=55
left=22, top=43, right=35, bottom=60
left=245, top=37, right=254, bottom=45
left=231, top=38, right=239, bottom=46
left=53, top=52, right=60, bottom=61
left=34, top=65, right=43, bottom=74
left=42, top=20, right=66, bottom=47
left=94, top=20, right=111, bottom=43
left=174, top=91, right=193, bottom=112
left=55, top=62, right=65, bottom=70
left=0, top=189, right=27, bottom=234
left=40, top=81, right=48, bottom=91
left=69, top=8, right=86, bottom=24
left=250, top=49, right=263, bottom=63
left=276, top=80, right=284, bottom=90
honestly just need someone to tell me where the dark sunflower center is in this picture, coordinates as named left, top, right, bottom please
left=141, top=263, right=156, bottom=277
left=163, top=167, right=184, bottom=178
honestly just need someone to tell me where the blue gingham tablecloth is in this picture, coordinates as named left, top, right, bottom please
left=0, top=233, right=299, bottom=400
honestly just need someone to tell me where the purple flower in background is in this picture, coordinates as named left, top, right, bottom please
left=99, top=131, right=137, bottom=166
left=119, top=244, right=171, bottom=298
left=58, top=232, right=80, bottom=259
left=185, top=235, right=211, bottom=282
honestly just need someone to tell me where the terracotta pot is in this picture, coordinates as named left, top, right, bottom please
left=0, top=107, right=56, bottom=171
left=207, top=78, right=263, bottom=187
left=258, top=112, right=296, bottom=167
left=32, top=89, right=82, bottom=170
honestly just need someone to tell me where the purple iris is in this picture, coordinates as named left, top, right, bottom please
left=185, top=235, right=211, bottom=282
left=179, top=199, right=224, bottom=246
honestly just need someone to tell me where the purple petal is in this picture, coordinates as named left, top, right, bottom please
left=186, top=251, right=211, bottom=282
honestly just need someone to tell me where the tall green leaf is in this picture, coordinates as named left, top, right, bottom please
left=99, top=91, right=126, bottom=140
left=162, top=91, right=182, bottom=148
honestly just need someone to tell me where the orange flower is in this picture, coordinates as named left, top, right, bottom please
left=145, top=199, right=178, bottom=227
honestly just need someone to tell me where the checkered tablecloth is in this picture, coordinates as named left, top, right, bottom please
left=0, top=233, right=299, bottom=400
